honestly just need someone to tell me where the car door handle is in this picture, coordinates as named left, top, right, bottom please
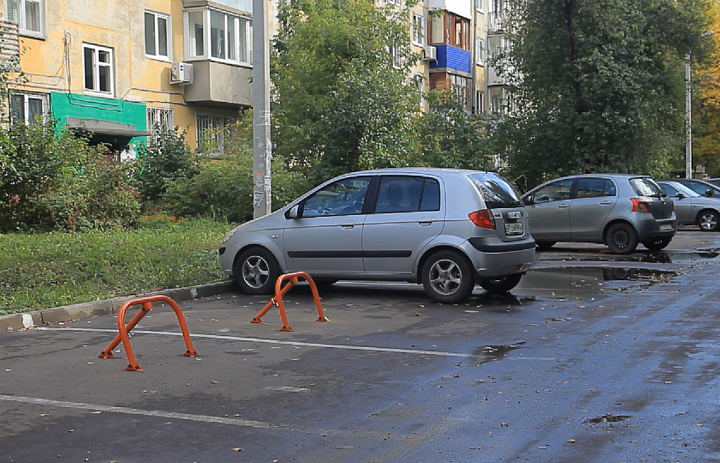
left=418, top=217, right=434, bottom=226
left=341, top=221, right=356, bottom=229
left=600, top=200, right=613, bottom=205
left=557, top=203, right=569, bottom=208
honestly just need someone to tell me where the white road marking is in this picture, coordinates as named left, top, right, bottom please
left=0, top=394, right=282, bottom=429
left=39, top=327, right=475, bottom=358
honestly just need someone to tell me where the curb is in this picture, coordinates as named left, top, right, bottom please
left=0, top=280, right=237, bottom=332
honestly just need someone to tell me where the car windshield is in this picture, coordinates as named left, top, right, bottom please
left=468, top=172, right=523, bottom=209
left=629, top=178, right=665, bottom=198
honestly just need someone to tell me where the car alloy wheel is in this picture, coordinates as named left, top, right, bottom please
left=422, top=250, right=474, bottom=304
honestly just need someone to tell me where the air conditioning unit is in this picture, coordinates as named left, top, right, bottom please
left=422, top=46, right=437, bottom=61
left=170, top=62, right=194, bottom=85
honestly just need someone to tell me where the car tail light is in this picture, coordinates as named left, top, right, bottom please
left=469, top=209, right=496, bottom=229
left=630, top=198, right=651, bottom=213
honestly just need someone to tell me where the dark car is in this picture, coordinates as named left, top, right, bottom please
left=668, top=178, right=720, bottom=198
left=522, top=174, right=677, bottom=254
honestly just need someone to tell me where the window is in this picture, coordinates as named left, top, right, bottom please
left=376, top=176, right=440, bottom=213
left=145, top=11, right=171, bottom=60
left=428, top=12, right=469, bottom=50
left=301, top=177, right=372, bottom=217
left=7, top=0, right=44, bottom=37
left=475, top=38, right=485, bottom=65
left=532, top=179, right=573, bottom=203
left=147, top=107, right=174, bottom=142
left=196, top=113, right=238, bottom=155
left=185, top=8, right=250, bottom=64
left=476, top=91, right=484, bottom=114
left=576, top=178, right=617, bottom=198
left=449, top=74, right=470, bottom=108
left=9, top=92, right=48, bottom=125
left=412, top=14, right=424, bottom=46
left=83, top=44, right=114, bottom=96
left=388, top=42, right=402, bottom=67
left=477, top=0, right=484, bottom=12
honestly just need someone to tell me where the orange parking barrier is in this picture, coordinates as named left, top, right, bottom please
left=251, top=272, right=327, bottom=332
left=98, top=295, right=199, bottom=371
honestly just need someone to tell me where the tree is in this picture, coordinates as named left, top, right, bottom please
left=413, top=90, right=496, bottom=170
left=272, top=0, right=421, bottom=184
left=693, top=1, right=720, bottom=177
left=496, top=0, right=712, bottom=187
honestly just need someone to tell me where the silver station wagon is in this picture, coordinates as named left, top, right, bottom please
left=219, top=168, right=536, bottom=303
left=522, top=174, right=677, bottom=254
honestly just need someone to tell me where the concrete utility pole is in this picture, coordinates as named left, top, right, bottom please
left=252, top=0, right=272, bottom=218
left=686, top=52, right=692, bottom=179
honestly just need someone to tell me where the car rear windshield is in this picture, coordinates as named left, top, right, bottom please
left=468, top=172, right=523, bottom=209
left=629, top=178, right=665, bottom=198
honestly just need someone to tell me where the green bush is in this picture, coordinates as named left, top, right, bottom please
left=0, top=122, right=140, bottom=232
left=134, top=127, right=199, bottom=204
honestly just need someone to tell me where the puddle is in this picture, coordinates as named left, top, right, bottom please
left=470, top=341, right=526, bottom=364
left=538, top=248, right=720, bottom=265
left=586, top=413, right=631, bottom=424
left=514, top=267, right=675, bottom=300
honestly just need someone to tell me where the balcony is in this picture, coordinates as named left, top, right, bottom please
left=428, top=45, right=471, bottom=74
left=182, top=61, right=253, bottom=108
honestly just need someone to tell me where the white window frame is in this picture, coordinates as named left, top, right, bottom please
left=475, top=91, right=484, bottom=114
left=388, top=42, right=402, bottom=68
left=9, top=92, right=48, bottom=125
left=83, top=43, right=115, bottom=97
left=475, top=37, right=485, bottom=65
left=7, top=0, right=44, bottom=38
left=477, top=0, right=484, bottom=12
left=412, top=14, right=425, bottom=46
left=145, top=10, right=172, bottom=61
left=184, top=8, right=251, bottom=65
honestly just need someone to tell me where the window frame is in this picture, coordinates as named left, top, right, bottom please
left=196, top=113, right=238, bottom=155
left=183, top=7, right=251, bottom=65
left=144, top=10, right=172, bottom=61
left=83, top=43, right=115, bottom=97
left=412, top=13, right=425, bottom=46
left=9, top=91, right=49, bottom=125
left=475, top=37, right=485, bottom=65
left=7, top=0, right=44, bottom=38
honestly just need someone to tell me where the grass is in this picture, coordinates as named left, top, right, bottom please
left=0, top=218, right=234, bottom=315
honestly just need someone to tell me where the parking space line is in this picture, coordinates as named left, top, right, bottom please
left=39, top=327, right=473, bottom=358
left=0, top=394, right=285, bottom=430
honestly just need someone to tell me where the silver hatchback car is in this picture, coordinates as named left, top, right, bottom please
left=522, top=174, right=677, bottom=254
left=219, top=168, right=536, bottom=303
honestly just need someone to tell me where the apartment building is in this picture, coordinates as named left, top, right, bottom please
left=0, top=0, right=254, bottom=158
left=0, top=0, right=506, bottom=159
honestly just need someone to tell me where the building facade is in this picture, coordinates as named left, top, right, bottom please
left=0, top=0, right=506, bottom=159
left=0, top=0, right=254, bottom=158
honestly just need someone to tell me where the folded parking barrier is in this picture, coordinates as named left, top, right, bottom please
left=251, top=272, right=328, bottom=332
left=98, top=295, right=199, bottom=371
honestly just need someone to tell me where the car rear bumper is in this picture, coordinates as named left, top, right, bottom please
left=636, top=218, right=678, bottom=240
left=464, top=237, right=536, bottom=277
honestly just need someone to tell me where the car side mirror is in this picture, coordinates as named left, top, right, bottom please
left=706, top=189, right=713, bottom=197
left=677, top=193, right=685, bottom=199
left=286, top=204, right=301, bottom=219
left=522, top=196, right=532, bottom=205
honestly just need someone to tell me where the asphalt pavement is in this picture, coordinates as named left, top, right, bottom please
left=2, top=229, right=720, bottom=462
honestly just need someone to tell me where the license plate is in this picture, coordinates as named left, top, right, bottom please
left=660, top=224, right=673, bottom=231
left=505, top=222, right=524, bottom=235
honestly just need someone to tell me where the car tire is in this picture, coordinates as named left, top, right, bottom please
left=642, top=237, right=672, bottom=252
left=536, top=241, right=556, bottom=250
left=234, top=247, right=281, bottom=295
left=697, top=210, right=720, bottom=232
left=479, top=273, right=523, bottom=294
left=605, top=223, right=638, bottom=254
left=421, top=250, right=475, bottom=304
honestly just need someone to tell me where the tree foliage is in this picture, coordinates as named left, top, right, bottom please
left=413, top=90, right=496, bottom=170
left=693, top=1, right=720, bottom=177
left=0, top=122, right=140, bottom=231
left=497, top=0, right=712, bottom=187
left=272, top=0, right=422, bottom=183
